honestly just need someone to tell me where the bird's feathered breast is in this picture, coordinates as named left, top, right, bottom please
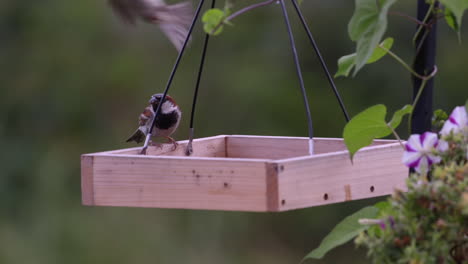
left=138, top=100, right=180, bottom=130
left=154, top=110, right=180, bottom=130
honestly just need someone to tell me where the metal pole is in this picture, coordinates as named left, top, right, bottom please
left=291, top=0, right=350, bottom=123
left=279, top=0, right=314, bottom=155
left=185, top=0, right=216, bottom=156
left=411, top=0, right=438, bottom=134
left=140, top=0, right=206, bottom=155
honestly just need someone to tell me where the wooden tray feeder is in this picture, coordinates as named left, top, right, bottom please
left=81, top=135, right=407, bottom=212
left=82, top=0, right=408, bottom=212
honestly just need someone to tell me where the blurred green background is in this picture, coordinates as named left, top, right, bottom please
left=1, top=0, right=467, bottom=263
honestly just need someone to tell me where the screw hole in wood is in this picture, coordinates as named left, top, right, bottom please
left=370, top=186, right=375, bottom=192
left=323, top=193, right=328, bottom=200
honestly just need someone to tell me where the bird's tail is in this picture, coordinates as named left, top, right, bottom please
left=157, top=1, right=193, bottom=51
left=126, top=129, right=146, bottom=143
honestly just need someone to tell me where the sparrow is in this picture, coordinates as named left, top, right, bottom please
left=126, top=93, right=182, bottom=150
left=108, top=0, right=193, bottom=51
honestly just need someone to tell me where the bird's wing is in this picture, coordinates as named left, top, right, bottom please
left=158, top=23, right=190, bottom=52
left=138, top=106, right=154, bottom=127
left=155, top=1, right=193, bottom=51
left=108, top=0, right=137, bottom=24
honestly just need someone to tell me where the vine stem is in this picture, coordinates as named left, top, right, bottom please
left=226, top=0, right=276, bottom=21
left=389, top=11, right=425, bottom=26
left=407, top=66, right=438, bottom=134
left=210, top=0, right=276, bottom=34
left=386, top=123, right=406, bottom=150
left=413, top=0, right=435, bottom=44
left=378, top=45, right=435, bottom=81
left=377, top=44, right=438, bottom=136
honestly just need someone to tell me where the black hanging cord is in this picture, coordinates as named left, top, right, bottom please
left=186, top=0, right=216, bottom=156
left=279, top=0, right=314, bottom=155
left=140, top=0, right=206, bottom=154
left=291, top=0, right=350, bottom=123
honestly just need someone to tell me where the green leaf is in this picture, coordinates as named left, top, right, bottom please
left=202, top=9, right=226, bottom=35
left=302, top=206, right=379, bottom=260
left=367, top=37, right=394, bottom=63
left=445, top=8, right=460, bottom=31
left=335, top=37, right=394, bottom=78
left=432, top=109, right=449, bottom=132
left=433, top=109, right=449, bottom=121
left=374, top=201, right=391, bottom=217
left=440, top=0, right=468, bottom=32
left=388, top=104, right=413, bottom=129
left=348, top=0, right=397, bottom=76
left=343, top=105, right=390, bottom=160
left=344, top=104, right=412, bottom=160
left=445, top=7, right=462, bottom=41
left=335, top=54, right=357, bottom=78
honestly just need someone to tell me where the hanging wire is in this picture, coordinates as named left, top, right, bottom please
left=279, top=0, right=314, bottom=155
left=291, top=0, right=350, bottom=123
left=140, top=0, right=206, bottom=155
left=185, top=0, right=216, bottom=156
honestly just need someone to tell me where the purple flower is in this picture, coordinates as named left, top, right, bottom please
left=402, top=132, right=441, bottom=173
left=379, top=220, right=386, bottom=230
left=388, top=216, right=395, bottom=229
left=440, top=106, right=468, bottom=136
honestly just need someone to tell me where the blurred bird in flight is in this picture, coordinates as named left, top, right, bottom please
left=108, top=0, right=194, bottom=51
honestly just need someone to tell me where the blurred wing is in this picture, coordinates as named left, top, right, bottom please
left=158, top=23, right=190, bottom=52
left=156, top=1, right=193, bottom=51
left=108, top=0, right=137, bottom=24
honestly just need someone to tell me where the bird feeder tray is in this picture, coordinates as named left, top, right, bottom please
left=81, top=135, right=407, bottom=212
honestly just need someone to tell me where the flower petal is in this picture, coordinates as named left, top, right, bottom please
left=415, top=156, right=429, bottom=174
left=403, top=153, right=421, bottom=169
left=437, top=139, right=449, bottom=152
left=402, top=150, right=421, bottom=166
left=426, top=153, right=441, bottom=165
left=421, top=132, right=438, bottom=150
left=406, top=134, right=423, bottom=151
left=440, top=121, right=460, bottom=135
left=440, top=106, right=468, bottom=135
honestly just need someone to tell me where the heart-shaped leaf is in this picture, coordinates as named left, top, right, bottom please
left=388, top=104, right=413, bottom=129
left=202, top=8, right=226, bottom=35
left=335, top=37, right=394, bottom=78
left=302, top=206, right=379, bottom=260
left=344, top=104, right=390, bottom=160
left=440, top=0, right=468, bottom=33
left=343, top=104, right=412, bottom=160
left=348, top=0, right=397, bottom=76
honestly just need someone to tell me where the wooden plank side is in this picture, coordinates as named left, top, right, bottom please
left=265, top=163, right=280, bottom=211
left=276, top=143, right=407, bottom=211
left=90, top=135, right=227, bottom=157
left=226, top=135, right=395, bottom=159
left=89, top=155, right=269, bottom=211
left=81, top=155, right=95, bottom=205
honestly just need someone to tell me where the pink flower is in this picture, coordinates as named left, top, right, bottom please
left=440, top=106, right=468, bottom=136
left=402, top=132, right=441, bottom=173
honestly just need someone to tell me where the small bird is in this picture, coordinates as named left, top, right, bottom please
left=108, top=0, right=193, bottom=51
left=126, top=93, right=182, bottom=150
